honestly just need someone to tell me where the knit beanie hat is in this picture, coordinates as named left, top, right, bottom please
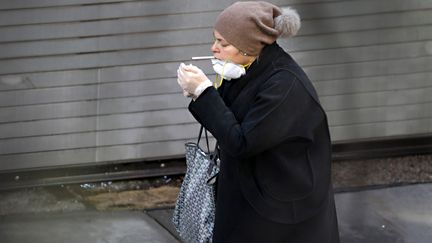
left=214, top=1, right=301, bottom=56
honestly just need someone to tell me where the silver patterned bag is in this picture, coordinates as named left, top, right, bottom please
left=172, top=127, right=219, bottom=243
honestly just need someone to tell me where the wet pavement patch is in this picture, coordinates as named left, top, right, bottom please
left=85, top=185, right=179, bottom=210
left=0, top=187, right=86, bottom=215
left=0, top=176, right=182, bottom=216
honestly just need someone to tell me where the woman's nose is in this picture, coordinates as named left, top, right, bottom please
left=211, top=41, right=219, bottom=53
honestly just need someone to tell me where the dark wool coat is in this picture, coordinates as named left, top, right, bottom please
left=189, top=42, right=340, bottom=243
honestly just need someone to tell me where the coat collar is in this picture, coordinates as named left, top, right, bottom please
left=219, top=42, right=282, bottom=106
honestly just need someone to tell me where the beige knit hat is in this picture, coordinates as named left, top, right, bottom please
left=214, top=1, right=301, bottom=56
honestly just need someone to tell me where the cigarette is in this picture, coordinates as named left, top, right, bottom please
left=191, top=56, right=215, bottom=60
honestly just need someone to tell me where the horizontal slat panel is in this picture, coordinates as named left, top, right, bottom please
left=0, top=28, right=212, bottom=59
left=0, top=109, right=195, bottom=139
left=0, top=117, right=95, bottom=139
left=0, top=44, right=211, bottom=75
left=0, top=62, right=186, bottom=91
left=315, top=72, right=432, bottom=96
left=0, top=94, right=189, bottom=123
left=304, top=56, right=432, bottom=82
left=0, top=61, right=213, bottom=92
left=0, top=77, right=192, bottom=107
left=99, top=76, right=217, bottom=99
left=97, top=94, right=189, bottom=114
left=2, top=0, right=431, bottom=27
left=281, top=25, right=432, bottom=52
left=0, top=69, right=98, bottom=90
left=1, top=8, right=431, bottom=43
left=0, top=101, right=96, bottom=123
left=0, top=0, right=231, bottom=27
left=0, top=12, right=218, bottom=43
left=321, top=87, right=432, bottom=111
left=0, top=85, right=98, bottom=106
left=0, top=136, right=218, bottom=171
left=0, top=0, right=134, bottom=10
left=98, top=78, right=180, bottom=98
left=0, top=147, right=96, bottom=170
left=299, top=9, right=432, bottom=36
left=0, top=123, right=199, bottom=154
left=0, top=132, right=97, bottom=155
left=327, top=103, right=432, bottom=126
left=95, top=110, right=194, bottom=130
left=330, top=118, right=432, bottom=141
left=99, top=60, right=208, bottom=82
left=297, top=0, right=432, bottom=18
left=293, top=41, right=430, bottom=67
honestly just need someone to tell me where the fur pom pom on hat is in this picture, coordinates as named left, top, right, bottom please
left=214, top=1, right=300, bottom=56
left=274, top=7, right=301, bottom=37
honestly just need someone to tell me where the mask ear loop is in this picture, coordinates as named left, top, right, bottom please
left=242, top=62, right=252, bottom=69
left=214, top=60, right=227, bottom=89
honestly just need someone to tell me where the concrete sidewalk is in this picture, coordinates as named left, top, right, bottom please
left=1, top=183, right=431, bottom=243
left=0, top=210, right=179, bottom=243
left=336, top=183, right=432, bottom=243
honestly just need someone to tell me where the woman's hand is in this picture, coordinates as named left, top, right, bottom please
left=177, top=63, right=212, bottom=98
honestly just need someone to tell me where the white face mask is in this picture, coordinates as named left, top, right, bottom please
left=211, top=59, right=246, bottom=80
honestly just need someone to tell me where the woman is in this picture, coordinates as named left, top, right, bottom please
left=177, top=1, right=340, bottom=242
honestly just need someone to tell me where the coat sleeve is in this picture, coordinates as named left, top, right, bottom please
left=188, top=71, right=325, bottom=159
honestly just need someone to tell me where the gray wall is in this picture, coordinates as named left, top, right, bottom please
left=0, top=0, right=431, bottom=171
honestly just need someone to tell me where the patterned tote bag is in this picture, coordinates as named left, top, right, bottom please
left=172, top=126, right=219, bottom=243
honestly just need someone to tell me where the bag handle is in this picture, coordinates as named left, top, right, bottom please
left=196, top=126, right=220, bottom=156
left=196, top=126, right=220, bottom=186
left=197, top=125, right=210, bottom=154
